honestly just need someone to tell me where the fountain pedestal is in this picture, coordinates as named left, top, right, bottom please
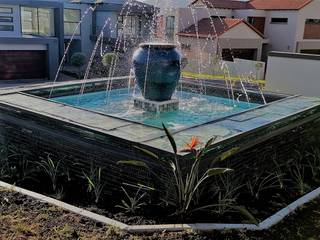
left=134, top=97, right=179, bottom=113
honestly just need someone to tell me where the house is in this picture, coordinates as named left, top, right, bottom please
left=177, top=18, right=266, bottom=62
left=0, top=0, right=154, bottom=81
left=161, top=0, right=320, bottom=62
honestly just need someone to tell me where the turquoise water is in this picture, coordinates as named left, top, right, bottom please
left=53, top=88, right=260, bottom=129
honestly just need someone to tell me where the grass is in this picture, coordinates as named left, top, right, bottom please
left=182, top=71, right=266, bottom=85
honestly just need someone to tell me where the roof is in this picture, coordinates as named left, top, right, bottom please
left=248, top=0, right=313, bottom=10
left=191, top=0, right=248, bottom=9
left=192, top=0, right=313, bottom=10
left=177, top=18, right=264, bottom=38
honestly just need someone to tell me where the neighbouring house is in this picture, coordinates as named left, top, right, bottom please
left=160, top=0, right=320, bottom=63
left=0, top=0, right=154, bottom=81
left=177, top=18, right=266, bottom=62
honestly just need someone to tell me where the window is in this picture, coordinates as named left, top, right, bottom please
left=270, top=18, right=288, bottom=24
left=165, top=16, right=175, bottom=40
left=0, top=16, right=12, bottom=22
left=21, top=7, right=55, bottom=36
left=181, top=43, right=191, bottom=51
left=118, top=15, right=142, bottom=36
left=64, top=9, right=81, bottom=36
left=0, top=7, right=12, bottom=14
left=210, top=16, right=226, bottom=19
left=306, top=19, right=320, bottom=24
left=247, top=17, right=254, bottom=24
left=0, top=25, right=13, bottom=31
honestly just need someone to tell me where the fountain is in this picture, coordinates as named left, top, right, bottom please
left=132, top=42, right=181, bottom=112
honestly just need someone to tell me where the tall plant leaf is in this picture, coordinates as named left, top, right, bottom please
left=230, top=206, right=259, bottom=226
left=162, top=123, right=177, bottom=154
left=118, top=160, right=149, bottom=169
left=134, top=146, right=159, bottom=160
left=216, top=147, right=239, bottom=162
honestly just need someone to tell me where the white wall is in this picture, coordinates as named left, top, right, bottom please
left=264, top=11, right=299, bottom=52
left=233, top=9, right=266, bottom=21
left=266, top=53, right=320, bottom=97
left=0, top=4, right=21, bottom=38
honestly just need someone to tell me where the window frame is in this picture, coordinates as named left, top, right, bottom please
left=64, top=8, right=81, bottom=36
left=0, top=16, right=13, bottom=22
left=0, top=25, right=14, bottom=31
left=117, top=14, right=142, bottom=37
left=20, top=6, right=55, bottom=37
left=270, top=18, right=288, bottom=24
left=306, top=19, right=320, bottom=24
left=0, top=7, right=13, bottom=14
left=165, top=16, right=175, bottom=40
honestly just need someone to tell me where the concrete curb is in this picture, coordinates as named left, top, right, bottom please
left=0, top=181, right=129, bottom=230
left=1, top=180, right=320, bottom=233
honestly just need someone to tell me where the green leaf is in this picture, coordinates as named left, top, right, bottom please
left=205, top=137, right=217, bottom=149
left=216, top=147, right=239, bottom=162
left=134, top=146, right=159, bottom=160
left=230, top=206, right=259, bottom=226
left=162, top=123, right=177, bottom=154
left=206, top=168, right=233, bottom=177
left=117, top=160, right=149, bottom=169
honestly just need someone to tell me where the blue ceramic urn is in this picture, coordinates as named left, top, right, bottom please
left=132, top=43, right=182, bottom=101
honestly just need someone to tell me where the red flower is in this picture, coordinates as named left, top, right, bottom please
left=184, top=136, right=200, bottom=151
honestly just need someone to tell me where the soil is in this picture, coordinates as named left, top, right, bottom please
left=1, top=186, right=320, bottom=240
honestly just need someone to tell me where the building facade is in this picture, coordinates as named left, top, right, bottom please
left=160, top=0, right=320, bottom=63
left=0, top=0, right=154, bottom=80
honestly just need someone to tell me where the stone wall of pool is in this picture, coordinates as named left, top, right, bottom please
left=0, top=77, right=320, bottom=196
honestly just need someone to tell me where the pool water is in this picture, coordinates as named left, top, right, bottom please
left=53, top=88, right=260, bottom=129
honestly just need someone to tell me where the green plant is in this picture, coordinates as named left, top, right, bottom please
left=306, top=147, right=320, bottom=180
left=246, top=172, right=282, bottom=200
left=37, top=154, right=62, bottom=193
left=0, top=145, right=10, bottom=180
left=83, top=164, right=105, bottom=204
left=212, top=173, right=244, bottom=215
left=116, top=186, right=147, bottom=214
left=289, top=157, right=311, bottom=195
left=102, top=52, right=118, bottom=74
left=70, top=52, right=86, bottom=79
left=6, top=144, right=36, bottom=184
left=119, top=124, right=236, bottom=217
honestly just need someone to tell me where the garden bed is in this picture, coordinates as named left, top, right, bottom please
left=2, top=185, right=320, bottom=239
left=1, top=119, right=320, bottom=228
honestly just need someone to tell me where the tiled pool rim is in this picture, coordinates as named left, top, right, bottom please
left=0, top=76, right=319, bottom=158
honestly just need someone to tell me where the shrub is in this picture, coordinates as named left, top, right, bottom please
left=70, top=52, right=86, bottom=67
left=102, top=53, right=118, bottom=68
left=70, top=52, right=86, bottom=79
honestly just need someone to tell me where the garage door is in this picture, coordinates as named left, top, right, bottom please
left=222, top=49, right=257, bottom=61
left=0, top=50, right=47, bottom=80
